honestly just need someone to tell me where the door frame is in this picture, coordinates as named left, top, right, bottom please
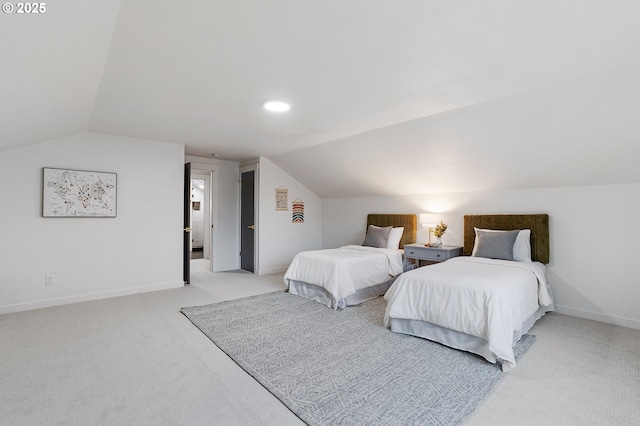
left=240, top=163, right=259, bottom=274
left=188, top=162, right=219, bottom=273
left=183, top=163, right=191, bottom=284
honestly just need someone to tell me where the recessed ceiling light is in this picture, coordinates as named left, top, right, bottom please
left=263, top=100, right=290, bottom=112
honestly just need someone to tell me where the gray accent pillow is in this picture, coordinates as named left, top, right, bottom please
left=473, top=230, right=519, bottom=261
left=362, top=225, right=392, bottom=248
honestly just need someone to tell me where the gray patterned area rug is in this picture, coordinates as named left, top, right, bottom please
left=181, top=291, right=535, bottom=426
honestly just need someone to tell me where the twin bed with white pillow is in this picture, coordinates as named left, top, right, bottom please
left=284, top=214, right=417, bottom=309
left=384, top=214, right=554, bottom=371
left=285, top=213, right=552, bottom=371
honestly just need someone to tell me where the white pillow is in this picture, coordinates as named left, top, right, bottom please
left=472, top=227, right=532, bottom=262
left=386, top=227, right=404, bottom=249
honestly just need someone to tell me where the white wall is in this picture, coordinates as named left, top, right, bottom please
left=257, top=157, right=322, bottom=275
left=0, top=132, right=184, bottom=314
left=323, top=183, right=640, bottom=329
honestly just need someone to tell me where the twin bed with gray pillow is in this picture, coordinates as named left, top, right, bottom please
left=384, top=214, right=554, bottom=372
left=284, top=214, right=417, bottom=309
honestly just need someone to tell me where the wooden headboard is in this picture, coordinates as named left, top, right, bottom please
left=463, top=214, right=549, bottom=263
left=367, top=214, right=417, bottom=249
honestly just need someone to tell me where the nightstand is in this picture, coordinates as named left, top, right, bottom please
left=404, top=244, right=463, bottom=266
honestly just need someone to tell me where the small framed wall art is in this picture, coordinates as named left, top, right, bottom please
left=42, top=167, right=117, bottom=217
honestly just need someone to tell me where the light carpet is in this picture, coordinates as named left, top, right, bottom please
left=181, top=291, right=535, bottom=426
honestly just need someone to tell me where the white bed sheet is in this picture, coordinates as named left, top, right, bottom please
left=284, top=245, right=403, bottom=306
left=384, top=256, right=553, bottom=371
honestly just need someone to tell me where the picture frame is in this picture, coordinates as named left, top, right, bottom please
left=42, top=167, right=117, bottom=217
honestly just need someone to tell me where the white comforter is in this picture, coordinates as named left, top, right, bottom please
left=384, top=256, right=553, bottom=371
left=284, top=245, right=403, bottom=302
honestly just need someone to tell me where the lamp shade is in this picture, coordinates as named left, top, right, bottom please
left=419, top=213, right=439, bottom=228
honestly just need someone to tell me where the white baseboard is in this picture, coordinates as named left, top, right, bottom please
left=555, top=304, right=640, bottom=330
left=0, top=281, right=184, bottom=315
left=257, top=266, right=288, bottom=276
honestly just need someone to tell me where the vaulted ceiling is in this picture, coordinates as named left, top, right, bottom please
left=2, top=1, right=639, bottom=198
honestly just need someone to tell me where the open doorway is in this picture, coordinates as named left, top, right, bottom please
left=184, top=162, right=218, bottom=280
left=190, top=170, right=213, bottom=271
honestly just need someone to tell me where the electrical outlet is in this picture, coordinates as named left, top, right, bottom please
left=45, top=275, right=55, bottom=285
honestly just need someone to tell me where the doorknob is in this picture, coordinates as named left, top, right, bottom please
left=248, top=225, right=255, bottom=230
left=184, top=227, right=192, bottom=232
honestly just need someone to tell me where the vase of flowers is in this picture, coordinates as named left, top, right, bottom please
left=431, top=221, right=448, bottom=247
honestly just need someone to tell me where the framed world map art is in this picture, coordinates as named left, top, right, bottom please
left=42, top=168, right=117, bottom=218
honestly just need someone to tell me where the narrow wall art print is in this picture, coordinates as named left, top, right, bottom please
left=275, top=187, right=288, bottom=211
left=42, top=168, right=117, bottom=217
left=292, top=199, right=304, bottom=223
